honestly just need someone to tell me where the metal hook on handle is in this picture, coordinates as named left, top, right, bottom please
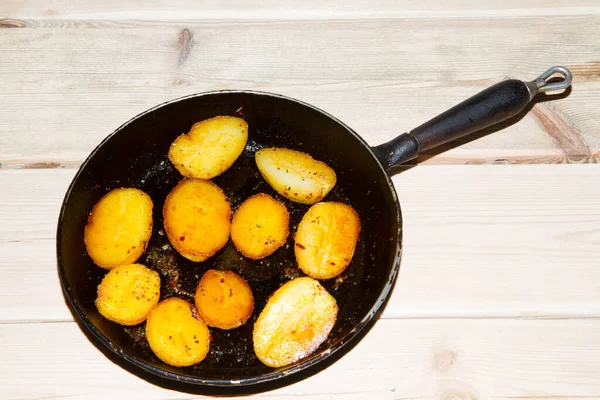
left=526, top=66, right=572, bottom=98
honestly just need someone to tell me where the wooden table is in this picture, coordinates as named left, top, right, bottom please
left=2, top=1, right=599, bottom=398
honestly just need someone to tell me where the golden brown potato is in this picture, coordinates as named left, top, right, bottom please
left=231, top=193, right=289, bottom=260
left=195, top=269, right=254, bottom=330
left=163, top=179, right=231, bottom=262
left=169, top=116, right=248, bottom=179
left=96, top=263, right=160, bottom=326
left=84, top=188, right=153, bottom=269
left=295, top=202, right=361, bottom=280
left=253, top=277, right=338, bottom=368
left=255, top=148, right=336, bottom=205
left=146, top=297, right=211, bottom=367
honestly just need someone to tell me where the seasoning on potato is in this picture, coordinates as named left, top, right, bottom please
left=253, top=277, right=338, bottom=368
left=255, top=148, right=336, bottom=205
left=163, top=178, right=231, bottom=262
left=95, top=263, right=160, bottom=326
left=231, top=193, right=289, bottom=260
left=169, top=116, right=248, bottom=179
left=145, top=297, right=211, bottom=367
left=195, top=269, right=254, bottom=330
left=295, top=202, right=361, bottom=280
left=84, top=188, right=153, bottom=269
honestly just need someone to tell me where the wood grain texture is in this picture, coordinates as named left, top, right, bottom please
left=2, top=320, right=600, bottom=399
left=1, top=1, right=599, bottom=399
left=2, top=165, right=599, bottom=322
left=2, top=0, right=600, bottom=19
left=0, top=17, right=598, bottom=167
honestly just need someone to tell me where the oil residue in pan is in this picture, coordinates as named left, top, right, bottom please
left=121, top=138, right=368, bottom=372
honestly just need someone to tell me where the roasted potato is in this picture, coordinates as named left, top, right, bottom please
left=231, top=193, right=289, bottom=260
left=169, top=116, right=248, bottom=179
left=163, top=178, right=231, bottom=262
left=255, top=148, right=336, bottom=205
left=295, top=202, right=361, bottom=280
left=145, top=297, right=211, bottom=367
left=84, top=188, right=153, bottom=269
left=95, top=263, right=160, bottom=325
left=253, top=277, right=338, bottom=368
left=195, top=269, right=254, bottom=330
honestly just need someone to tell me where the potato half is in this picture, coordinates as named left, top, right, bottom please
left=231, top=193, right=289, bottom=260
left=255, top=148, right=336, bottom=205
left=253, top=277, right=338, bottom=368
left=96, top=263, right=160, bottom=325
left=84, top=188, right=153, bottom=269
left=163, top=178, right=231, bottom=262
left=195, top=269, right=255, bottom=330
left=295, top=202, right=361, bottom=280
left=146, top=297, right=211, bottom=367
left=169, top=116, right=248, bottom=179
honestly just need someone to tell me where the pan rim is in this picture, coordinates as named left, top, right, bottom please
left=56, top=89, right=403, bottom=387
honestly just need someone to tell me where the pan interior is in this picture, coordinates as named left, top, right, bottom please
left=58, top=91, right=401, bottom=383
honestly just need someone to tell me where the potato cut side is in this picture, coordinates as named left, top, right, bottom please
left=84, top=188, right=153, bottom=269
left=195, top=269, right=255, bottom=330
left=255, top=148, right=336, bottom=205
left=295, top=202, right=361, bottom=280
left=169, top=116, right=248, bottom=179
left=96, top=263, right=160, bottom=326
left=253, top=277, right=338, bottom=368
left=163, top=178, right=231, bottom=262
left=146, top=297, right=211, bottom=367
left=231, top=193, right=289, bottom=260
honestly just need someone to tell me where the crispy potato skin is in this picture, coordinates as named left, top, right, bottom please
left=295, top=202, right=361, bottom=280
left=163, top=179, right=231, bottom=262
left=145, top=297, right=211, bottom=367
left=96, top=263, right=160, bottom=325
left=169, top=116, right=248, bottom=179
left=231, top=193, right=289, bottom=260
left=253, top=277, right=338, bottom=368
left=255, top=148, right=336, bottom=205
left=195, top=270, right=255, bottom=330
left=84, top=188, right=153, bottom=269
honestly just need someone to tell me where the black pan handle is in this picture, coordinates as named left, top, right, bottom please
left=372, top=66, right=572, bottom=172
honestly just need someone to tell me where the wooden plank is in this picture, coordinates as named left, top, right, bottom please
left=2, top=0, right=600, bottom=19
left=2, top=319, right=600, bottom=399
left=1, top=165, right=600, bottom=322
left=0, top=170, right=71, bottom=322
left=0, top=18, right=598, bottom=167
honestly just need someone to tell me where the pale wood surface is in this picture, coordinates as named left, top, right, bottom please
left=2, top=166, right=600, bottom=323
left=3, top=320, right=600, bottom=399
left=3, top=0, right=600, bottom=19
left=1, top=0, right=600, bottom=398
left=1, top=165, right=600, bottom=398
left=1, top=16, right=599, bottom=167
